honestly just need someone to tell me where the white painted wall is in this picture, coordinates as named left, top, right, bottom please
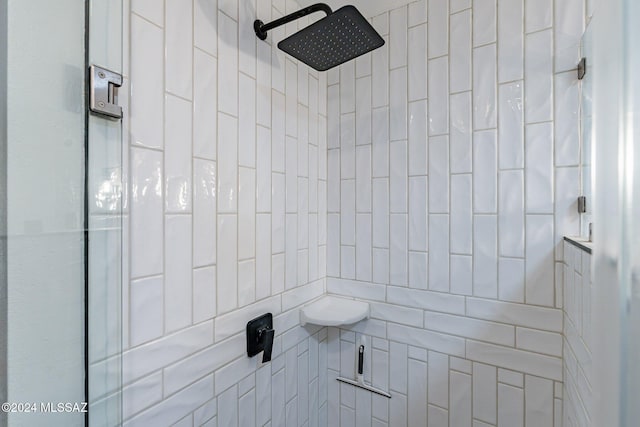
left=6, top=0, right=86, bottom=426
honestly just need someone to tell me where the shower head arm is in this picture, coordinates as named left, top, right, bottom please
left=254, top=3, right=332, bottom=40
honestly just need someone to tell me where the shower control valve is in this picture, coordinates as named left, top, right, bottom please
left=246, top=313, right=275, bottom=363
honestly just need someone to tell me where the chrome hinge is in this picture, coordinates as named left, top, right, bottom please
left=577, top=57, right=587, bottom=80
left=89, top=65, right=122, bottom=119
left=577, top=196, right=587, bottom=213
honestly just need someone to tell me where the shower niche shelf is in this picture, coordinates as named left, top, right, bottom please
left=300, top=296, right=370, bottom=327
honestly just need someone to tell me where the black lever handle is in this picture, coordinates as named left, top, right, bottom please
left=247, top=313, right=274, bottom=362
left=260, top=328, right=275, bottom=363
left=358, top=345, right=364, bottom=375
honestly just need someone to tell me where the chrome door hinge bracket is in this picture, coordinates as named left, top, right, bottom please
left=89, top=65, right=122, bottom=119
left=578, top=196, right=587, bottom=213
left=577, top=57, right=587, bottom=80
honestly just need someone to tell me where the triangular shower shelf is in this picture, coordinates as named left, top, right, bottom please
left=300, top=295, right=370, bottom=327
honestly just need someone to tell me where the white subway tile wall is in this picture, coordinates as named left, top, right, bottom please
left=563, top=242, right=592, bottom=427
left=327, top=0, right=585, bottom=425
left=124, top=0, right=328, bottom=424
left=121, top=0, right=590, bottom=424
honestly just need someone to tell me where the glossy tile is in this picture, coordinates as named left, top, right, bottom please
left=193, top=159, right=216, bottom=267
left=238, top=74, right=256, bottom=168
left=356, top=76, right=372, bottom=146
left=356, top=213, right=372, bottom=282
left=409, top=251, right=428, bottom=289
left=428, top=0, right=449, bottom=58
left=131, top=0, right=163, bottom=26
left=526, top=0, right=552, bottom=32
left=409, top=176, right=428, bottom=251
left=473, top=215, right=498, bottom=299
left=390, top=214, right=408, bottom=286
left=451, top=255, right=473, bottom=296
left=164, top=215, right=192, bottom=332
left=217, top=12, right=238, bottom=116
left=390, top=140, right=408, bottom=213
left=389, top=7, right=408, bottom=69
left=429, top=135, right=449, bottom=213
left=473, top=44, right=497, bottom=130
left=498, top=81, right=524, bottom=170
left=193, top=266, right=216, bottom=323
left=238, top=0, right=257, bottom=78
left=129, top=276, right=163, bottom=346
left=372, top=35, right=389, bottom=108
left=451, top=174, right=472, bottom=254
left=256, top=126, right=272, bottom=213
left=372, top=107, right=389, bottom=178
left=408, top=24, right=428, bottom=101
left=450, top=10, right=472, bottom=93
left=356, top=145, right=372, bottom=213
left=473, top=130, right=497, bottom=214
left=555, top=71, right=581, bottom=166
left=131, top=147, right=163, bottom=278
left=499, top=257, right=525, bottom=303
left=193, top=50, right=217, bottom=160
left=525, top=123, right=554, bottom=213
left=238, top=167, right=256, bottom=261
left=217, top=214, right=238, bottom=314
left=525, top=29, right=553, bottom=124
left=164, top=95, right=192, bottom=213
left=473, top=0, right=496, bottom=46
left=340, top=113, right=356, bottom=180
left=429, top=214, right=450, bottom=292
left=408, top=100, right=428, bottom=176
left=554, top=0, right=585, bottom=72
left=497, top=0, right=523, bottom=83
left=526, top=214, right=555, bottom=306
left=450, top=91, right=473, bottom=174
left=372, top=178, right=390, bottom=248
left=217, top=113, right=238, bottom=213
left=428, top=57, right=449, bottom=135
left=130, top=15, right=163, bottom=149
left=165, top=0, right=192, bottom=99
left=499, top=170, right=525, bottom=257
left=194, top=0, right=217, bottom=56
left=389, top=68, right=408, bottom=141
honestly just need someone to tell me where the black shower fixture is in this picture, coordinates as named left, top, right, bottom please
left=254, top=3, right=385, bottom=71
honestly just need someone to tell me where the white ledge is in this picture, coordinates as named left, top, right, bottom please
left=300, top=295, right=370, bottom=327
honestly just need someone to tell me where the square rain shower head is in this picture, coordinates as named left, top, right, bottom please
left=277, top=5, right=385, bottom=72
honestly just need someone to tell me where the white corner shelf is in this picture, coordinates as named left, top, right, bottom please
left=300, top=295, right=370, bottom=327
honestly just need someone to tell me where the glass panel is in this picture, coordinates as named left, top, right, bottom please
left=87, top=1, right=124, bottom=426
left=592, top=1, right=624, bottom=424
left=622, top=0, right=640, bottom=423
left=3, top=1, right=87, bottom=426
left=1, top=1, right=124, bottom=426
left=580, top=21, right=594, bottom=238
left=592, top=0, right=640, bottom=424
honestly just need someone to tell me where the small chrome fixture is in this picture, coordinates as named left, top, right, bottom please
left=577, top=57, right=587, bottom=80
left=336, top=336, right=391, bottom=398
left=254, top=3, right=385, bottom=71
left=578, top=195, right=587, bottom=213
left=89, top=65, right=122, bottom=119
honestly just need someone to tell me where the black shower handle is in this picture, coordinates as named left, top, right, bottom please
left=259, top=327, right=275, bottom=363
